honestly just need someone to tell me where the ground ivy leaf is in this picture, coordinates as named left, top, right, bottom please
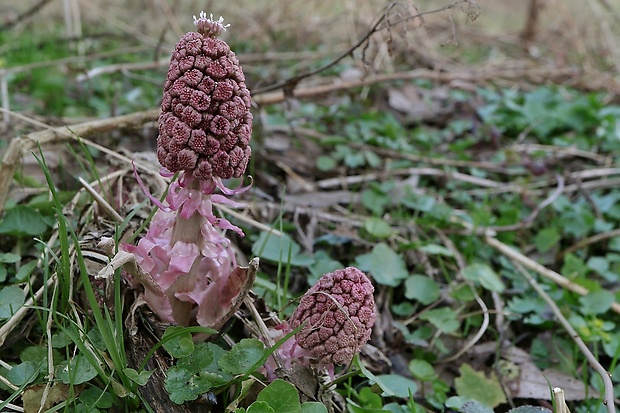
left=356, top=243, right=408, bottom=287
left=7, top=361, right=40, bottom=386
left=462, top=263, right=505, bottom=293
left=405, top=275, right=439, bottom=305
left=78, top=386, right=114, bottom=409
left=256, top=379, right=300, bottom=413
left=247, top=401, right=276, bottom=413
left=579, top=290, right=615, bottom=315
left=162, top=327, right=195, bottom=358
left=0, top=286, right=25, bottom=320
left=219, top=338, right=265, bottom=375
left=419, top=307, right=460, bottom=334
left=164, top=365, right=212, bottom=404
left=455, top=364, right=506, bottom=408
left=56, top=355, right=98, bottom=385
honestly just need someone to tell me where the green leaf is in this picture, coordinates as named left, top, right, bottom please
left=454, top=364, right=506, bottom=408
left=301, top=402, right=329, bottom=413
left=252, top=232, right=314, bottom=267
left=124, top=368, right=153, bottom=386
left=459, top=400, right=494, bottom=413
left=7, top=361, right=40, bottom=386
left=371, top=374, right=417, bottom=398
left=0, top=205, right=51, bottom=236
left=162, top=327, right=195, bottom=358
left=358, top=360, right=417, bottom=398
left=405, top=275, right=439, bottom=305
left=56, top=354, right=98, bottom=385
left=219, top=338, right=265, bottom=375
left=355, top=243, right=408, bottom=287
left=418, top=244, right=454, bottom=257
left=257, top=379, right=301, bottom=413
left=177, top=342, right=214, bottom=374
left=0, top=266, right=6, bottom=283
left=363, top=217, right=394, bottom=239
left=533, top=227, right=560, bottom=253
left=462, top=263, right=505, bottom=293
left=0, top=253, right=21, bottom=263
left=507, top=406, right=552, bottom=413
left=15, top=260, right=37, bottom=282
left=247, top=401, right=276, bottom=413
left=0, top=286, right=25, bottom=320
left=419, top=307, right=460, bottom=334
left=579, top=290, right=615, bottom=315
left=408, top=359, right=437, bottom=381
left=307, top=251, right=342, bottom=286
left=78, top=387, right=114, bottom=409
left=164, top=365, right=212, bottom=404
left=316, top=156, right=337, bottom=171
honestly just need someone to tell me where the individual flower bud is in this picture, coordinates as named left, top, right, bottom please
left=157, top=12, right=252, bottom=181
left=290, top=267, right=376, bottom=365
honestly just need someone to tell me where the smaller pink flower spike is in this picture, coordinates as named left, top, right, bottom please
left=290, top=267, right=376, bottom=366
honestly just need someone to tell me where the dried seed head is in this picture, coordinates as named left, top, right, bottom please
left=290, top=267, right=376, bottom=365
left=157, top=14, right=252, bottom=181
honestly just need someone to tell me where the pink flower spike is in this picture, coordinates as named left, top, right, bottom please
left=132, top=160, right=171, bottom=212
left=290, top=267, right=376, bottom=366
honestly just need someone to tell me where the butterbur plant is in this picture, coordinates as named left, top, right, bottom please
left=264, top=267, right=376, bottom=379
left=110, top=12, right=255, bottom=330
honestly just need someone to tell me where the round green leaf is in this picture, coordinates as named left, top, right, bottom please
left=462, top=263, right=505, bottom=293
left=405, top=275, right=439, bottom=305
left=0, top=286, right=25, bottom=320
left=56, top=355, right=98, bottom=385
left=363, top=217, right=394, bottom=239
left=372, top=374, right=417, bottom=398
left=247, top=401, right=276, bottom=413
left=257, top=379, right=301, bottom=413
left=7, top=361, right=40, bottom=386
left=408, top=359, right=437, bottom=381
left=579, top=290, right=615, bottom=315
left=301, top=402, right=329, bottom=413
left=219, top=339, right=265, bottom=375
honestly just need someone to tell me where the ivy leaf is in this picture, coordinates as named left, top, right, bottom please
left=462, top=263, right=505, bottom=293
left=0, top=286, right=25, bottom=320
left=419, top=307, right=460, bottom=334
left=408, top=359, right=437, bottom=382
left=177, top=342, right=214, bottom=374
left=219, top=339, right=265, bottom=375
left=165, top=365, right=213, bottom=404
left=257, top=379, right=301, bottom=413
left=405, top=275, right=439, bottom=305
left=162, top=327, right=195, bottom=358
left=455, top=363, right=506, bottom=408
